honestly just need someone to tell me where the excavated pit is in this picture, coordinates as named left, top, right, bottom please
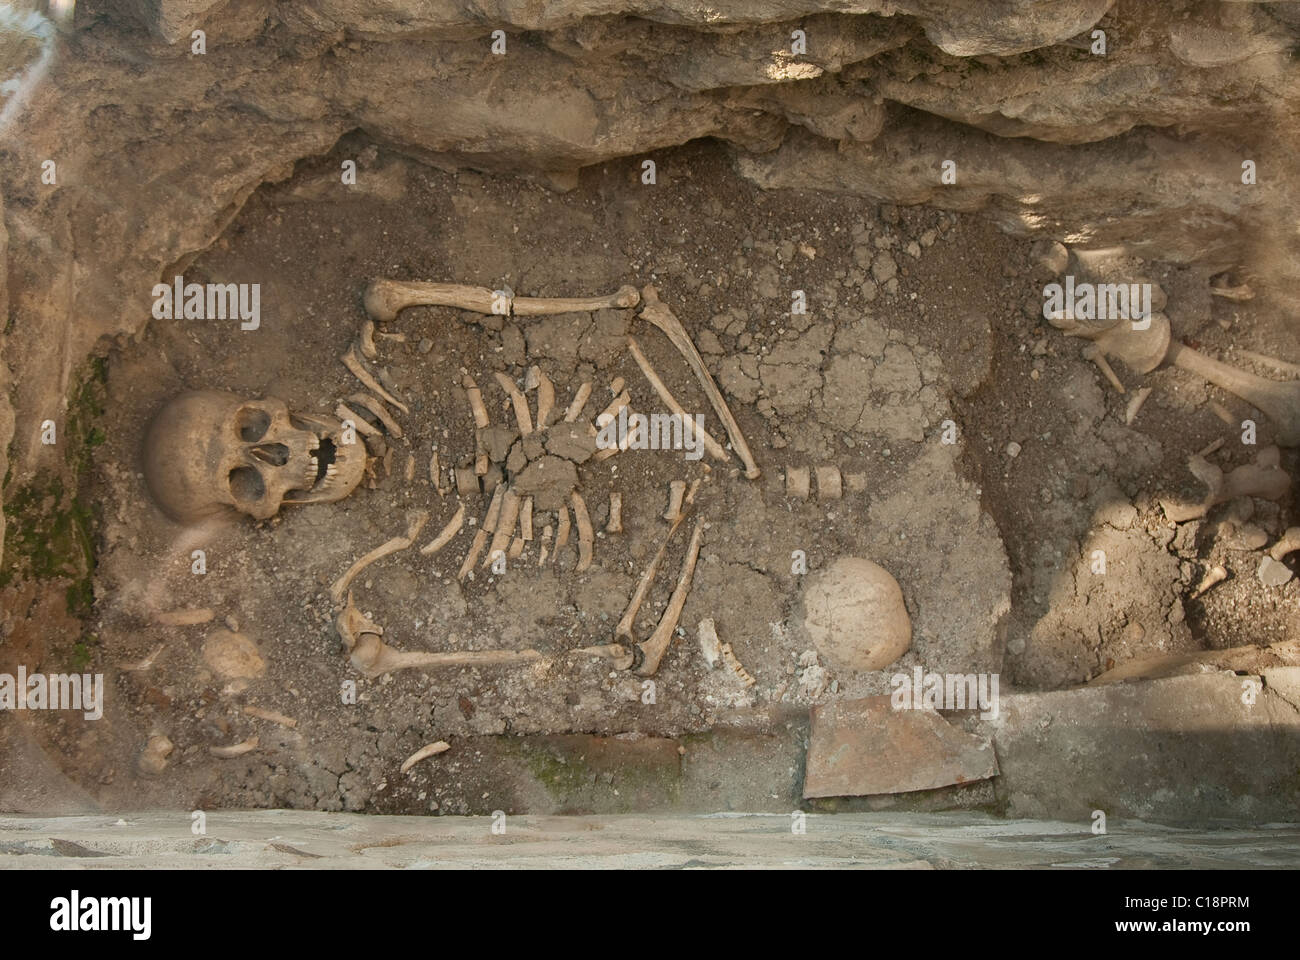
left=1, top=134, right=1294, bottom=816
left=2, top=2, right=1299, bottom=824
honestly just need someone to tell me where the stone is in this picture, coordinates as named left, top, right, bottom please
left=202, top=629, right=266, bottom=679
left=1258, top=555, right=1294, bottom=587
left=799, top=557, right=911, bottom=672
left=544, top=421, right=597, bottom=463
left=804, top=696, right=998, bottom=799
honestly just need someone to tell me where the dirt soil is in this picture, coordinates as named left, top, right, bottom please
left=3, top=136, right=1296, bottom=815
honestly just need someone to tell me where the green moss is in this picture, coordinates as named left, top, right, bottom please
left=70, top=639, right=94, bottom=672
left=0, top=357, right=107, bottom=618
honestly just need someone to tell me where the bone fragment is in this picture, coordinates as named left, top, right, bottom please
left=494, top=372, right=534, bottom=436
left=155, top=608, right=214, bottom=627
left=574, top=643, right=635, bottom=670
left=383, top=448, right=393, bottom=478
left=535, top=369, right=556, bottom=429
left=635, top=518, right=705, bottom=676
left=404, top=454, right=416, bottom=484
left=555, top=505, right=571, bottom=550
left=698, top=618, right=721, bottom=668
left=336, top=402, right=381, bottom=437
left=664, top=480, right=686, bottom=522
left=360, top=320, right=379, bottom=359
left=242, top=705, right=298, bottom=728
left=520, top=497, right=534, bottom=539
left=815, top=465, right=842, bottom=500
left=785, top=466, right=811, bottom=500
left=616, top=507, right=690, bottom=644
left=1209, top=282, right=1254, bottom=301
left=1238, top=349, right=1300, bottom=380
left=430, top=450, right=446, bottom=493
left=610, top=376, right=625, bottom=396
left=485, top=490, right=521, bottom=568
left=484, top=483, right=509, bottom=536
left=475, top=451, right=489, bottom=477
left=720, top=642, right=756, bottom=687
left=1269, top=527, right=1300, bottom=562
left=508, top=537, right=525, bottom=560
left=463, top=373, right=490, bottom=429
left=1161, top=447, right=1290, bottom=522
left=1190, top=564, right=1228, bottom=600
left=538, top=524, right=553, bottom=565
left=330, top=511, right=428, bottom=605
left=1080, top=343, right=1124, bottom=394
left=346, top=393, right=402, bottom=438
left=606, top=493, right=623, bottom=533
left=1125, top=386, right=1153, bottom=425
left=625, top=336, right=730, bottom=463
left=639, top=285, right=760, bottom=479
left=1209, top=400, right=1236, bottom=427
left=400, top=740, right=450, bottom=775
left=592, top=390, right=631, bottom=434
left=343, top=344, right=409, bottom=414
left=210, top=737, right=259, bottom=759
left=1197, top=437, right=1225, bottom=459
left=120, top=643, right=166, bottom=672
left=564, top=382, right=592, bottom=422
left=420, top=505, right=466, bottom=555
left=458, top=530, right=488, bottom=580
left=571, top=491, right=594, bottom=572
left=455, top=464, right=479, bottom=498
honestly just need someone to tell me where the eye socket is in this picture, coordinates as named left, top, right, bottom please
left=228, top=466, right=266, bottom=502
left=235, top=407, right=271, bottom=442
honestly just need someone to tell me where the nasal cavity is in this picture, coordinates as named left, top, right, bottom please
left=249, top=443, right=290, bottom=466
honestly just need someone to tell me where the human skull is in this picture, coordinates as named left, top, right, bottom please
left=143, top=390, right=366, bottom=522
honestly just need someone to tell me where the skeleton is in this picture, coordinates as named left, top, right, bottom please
left=153, top=282, right=744, bottom=690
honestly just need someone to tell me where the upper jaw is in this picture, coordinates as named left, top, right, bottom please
left=283, top=415, right=367, bottom=504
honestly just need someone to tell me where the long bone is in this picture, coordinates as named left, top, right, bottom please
left=343, top=343, right=409, bottom=414
left=494, top=372, right=534, bottom=436
left=337, top=592, right=540, bottom=678
left=458, top=487, right=503, bottom=580
left=626, top=335, right=731, bottom=464
left=1054, top=314, right=1300, bottom=444
left=535, top=368, right=556, bottom=430
left=485, top=489, right=522, bottom=568
left=420, top=505, right=465, bottom=556
left=1165, top=342, right=1300, bottom=446
left=570, top=492, right=594, bottom=572
left=330, top=511, right=428, bottom=605
left=635, top=518, right=706, bottom=677
left=638, top=286, right=760, bottom=479
left=615, top=505, right=691, bottom=645
left=348, top=392, right=403, bottom=438
left=1161, top=446, right=1290, bottom=522
left=363, top=280, right=639, bottom=323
